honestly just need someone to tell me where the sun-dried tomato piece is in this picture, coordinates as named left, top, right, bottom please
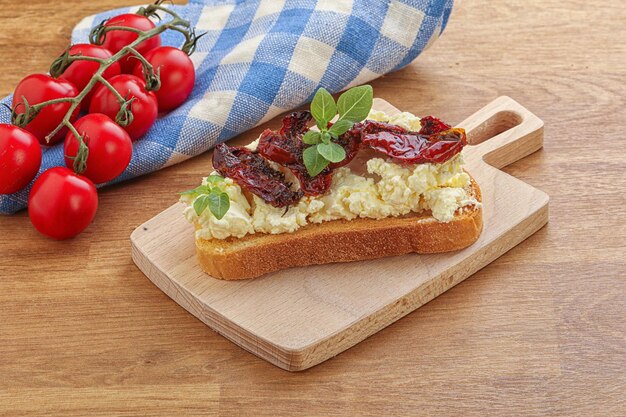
left=279, top=111, right=313, bottom=138
left=418, top=116, right=451, bottom=136
left=327, top=119, right=414, bottom=169
left=416, top=128, right=467, bottom=163
left=326, top=120, right=407, bottom=170
left=362, top=127, right=466, bottom=164
left=257, top=111, right=312, bottom=165
left=258, top=129, right=302, bottom=165
left=362, top=120, right=409, bottom=135
left=212, top=143, right=303, bottom=208
left=288, top=163, right=333, bottom=195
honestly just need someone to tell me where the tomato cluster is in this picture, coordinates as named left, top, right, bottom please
left=0, top=12, right=196, bottom=240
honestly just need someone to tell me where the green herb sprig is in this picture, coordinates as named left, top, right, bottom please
left=303, top=85, right=373, bottom=176
left=180, top=174, right=230, bottom=220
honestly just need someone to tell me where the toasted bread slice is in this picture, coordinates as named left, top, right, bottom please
left=195, top=177, right=482, bottom=280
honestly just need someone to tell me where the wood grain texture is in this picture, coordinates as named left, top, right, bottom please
left=0, top=0, right=624, bottom=415
left=130, top=97, right=547, bottom=371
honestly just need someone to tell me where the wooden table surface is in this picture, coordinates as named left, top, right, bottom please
left=0, top=0, right=624, bottom=415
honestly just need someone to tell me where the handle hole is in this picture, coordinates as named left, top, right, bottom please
left=466, top=110, right=523, bottom=145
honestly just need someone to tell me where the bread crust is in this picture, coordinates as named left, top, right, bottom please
left=195, top=177, right=483, bottom=280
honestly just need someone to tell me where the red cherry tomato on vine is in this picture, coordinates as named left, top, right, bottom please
left=12, top=74, right=79, bottom=145
left=0, top=124, right=42, bottom=194
left=89, top=74, right=158, bottom=141
left=132, top=46, right=195, bottom=112
left=98, top=14, right=161, bottom=73
left=64, top=114, right=133, bottom=184
left=28, top=167, right=98, bottom=240
left=59, top=44, right=121, bottom=110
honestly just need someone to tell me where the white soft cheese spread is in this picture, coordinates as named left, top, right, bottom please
left=182, top=110, right=481, bottom=240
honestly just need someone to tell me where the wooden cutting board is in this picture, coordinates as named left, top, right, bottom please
left=131, top=96, right=548, bottom=371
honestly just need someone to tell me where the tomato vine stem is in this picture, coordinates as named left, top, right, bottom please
left=95, top=75, right=126, bottom=104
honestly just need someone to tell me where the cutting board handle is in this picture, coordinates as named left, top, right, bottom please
left=460, top=96, right=544, bottom=169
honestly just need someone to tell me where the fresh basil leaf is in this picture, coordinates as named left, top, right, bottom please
left=180, top=184, right=211, bottom=196
left=180, top=188, right=199, bottom=195
left=317, top=141, right=346, bottom=163
left=205, top=174, right=224, bottom=186
left=328, top=119, right=353, bottom=137
left=302, top=130, right=321, bottom=145
left=303, top=145, right=330, bottom=177
left=208, top=190, right=230, bottom=220
left=337, top=85, right=373, bottom=123
left=311, top=87, right=337, bottom=129
left=193, top=194, right=211, bottom=216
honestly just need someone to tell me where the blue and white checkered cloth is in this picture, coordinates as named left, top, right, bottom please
left=0, top=0, right=453, bottom=214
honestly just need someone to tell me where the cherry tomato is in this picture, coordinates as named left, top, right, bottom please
left=132, top=46, right=195, bottom=112
left=89, top=74, right=158, bottom=141
left=0, top=124, right=42, bottom=194
left=59, top=44, right=121, bottom=110
left=64, top=114, right=133, bottom=184
left=98, top=14, right=161, bottom=73
left=12, top=74, right=80, bottom=145
left=28, top=167, right=98, bottom=240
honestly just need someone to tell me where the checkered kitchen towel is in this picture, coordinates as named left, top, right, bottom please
left=0, top=0, right=454, bottom=214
